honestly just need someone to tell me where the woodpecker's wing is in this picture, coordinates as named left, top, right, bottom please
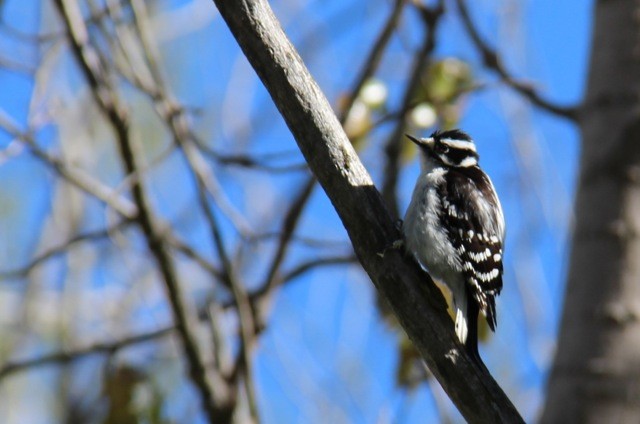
left=437, top=166, right=505, bottom=330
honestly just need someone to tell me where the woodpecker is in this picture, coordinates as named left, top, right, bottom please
left=403, top=129, right=505, bottom=362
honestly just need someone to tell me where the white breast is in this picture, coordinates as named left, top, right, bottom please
left=403, top=166, right=462, bottom=285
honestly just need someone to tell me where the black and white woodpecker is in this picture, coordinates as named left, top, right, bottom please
left=403, top=129, right=505, bottom=362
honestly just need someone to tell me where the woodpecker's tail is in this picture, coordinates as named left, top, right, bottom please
left=459, top=289, right=491, bottom=372
left=464, top=290, right=481, bottom=364
left=454, top=288, right=488, bottom=370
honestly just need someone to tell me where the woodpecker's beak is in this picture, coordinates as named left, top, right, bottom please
left=405, top=134, right=434, bottom=150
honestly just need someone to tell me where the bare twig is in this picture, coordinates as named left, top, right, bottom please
left=0, top=111, right=137, bottom=218
left=122, top=3, right=259, bottom=416
left=195, top=147, right=307, bottom=173
left=250, top=232, right=347, bottom=249
left=125, top=0, right=252, bottom=237
left=0, top=326, right=175, bottom=379
left=0, top=219, right=132, bottom=280
left=195, top=179, right=259, bottom=423
left=0, top=112, right=225, bottom=286
left=168, top=235, right=225, bottom=281
left=280, top=255, right=358, bottom=285
left=454, top=0, right=578, bottom=120
left=381, top=1, right=443, bottom=218
left=259, top=179, right=315, bottom=295
left=0, top=55, right=35, bottom=74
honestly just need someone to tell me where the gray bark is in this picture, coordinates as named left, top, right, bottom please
left=541, top=2, right=640, bottom=422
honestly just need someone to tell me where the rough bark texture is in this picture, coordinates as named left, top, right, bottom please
left=211, top=0, right=524, bottom=422
left=541, top=2, right=640, bottom=422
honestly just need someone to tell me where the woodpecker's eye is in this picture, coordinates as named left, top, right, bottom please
left=435, top=143, right=449, bottom=154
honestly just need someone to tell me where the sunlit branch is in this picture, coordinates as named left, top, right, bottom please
left=254, top=0, right=411, bottom=306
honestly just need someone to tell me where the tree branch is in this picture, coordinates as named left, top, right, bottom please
left=212, top=0, right=523, bottom=422
left=0, top=112, right=137, bottom=219
left=54, top=0, right=233, bottom=421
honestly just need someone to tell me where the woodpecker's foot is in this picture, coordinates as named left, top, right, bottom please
left=377, top=238, right=405, bottom=258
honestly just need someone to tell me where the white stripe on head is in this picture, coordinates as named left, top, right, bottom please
left=440, top=138, right=477, bottom=152
left=459, top=156, right=478, bottom=167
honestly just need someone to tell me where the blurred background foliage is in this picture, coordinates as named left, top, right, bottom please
left=0, top=0, right=588, bottom=422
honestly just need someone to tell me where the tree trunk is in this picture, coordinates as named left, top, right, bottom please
left=541, top=2, right=640, bottom=422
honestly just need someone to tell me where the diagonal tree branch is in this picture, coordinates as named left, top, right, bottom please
left=212, top=0, right=523, bottom=422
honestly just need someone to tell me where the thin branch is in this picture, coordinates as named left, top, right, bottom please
left=0, top=113, right=226, bottom=286
left=0, top=0, right=131, bottom=45
left=280, top=255, right=358, bottom=285
left=258, top=178, right=315, bottom=295
left=339, top=0, right=408, bottom=124
left=454, top=0, right=578, bottom=120
left=125, top=0, right=252, bottom=237
left=0, top=326, right=175, bottom=379
left=196, top=179, right=260, bottom=423
left=219, top=254, right=356, bottom=312
left=0, top=55, right=36, bottom=74
left=381, top=2, right=443, bottom=219
left=249, top=232, right=347, bottom=249
left=194, top=147, right=307, bottom=173
left=0, top=112, right=138, bottom=219
left=168, top=235, right=225, bottom=281
left=212, top=0, right=524, bottom=421
left=119, top=2, right=256, bottom=415
left=0, top=219, right=132, bottom=280
left=54, top=0, right=231, bottom=421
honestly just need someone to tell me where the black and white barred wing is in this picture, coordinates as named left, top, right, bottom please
left=439, top=167, right=505, bottom=330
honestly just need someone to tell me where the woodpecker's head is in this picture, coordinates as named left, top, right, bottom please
left=407, top=129, right=479, bottom=168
